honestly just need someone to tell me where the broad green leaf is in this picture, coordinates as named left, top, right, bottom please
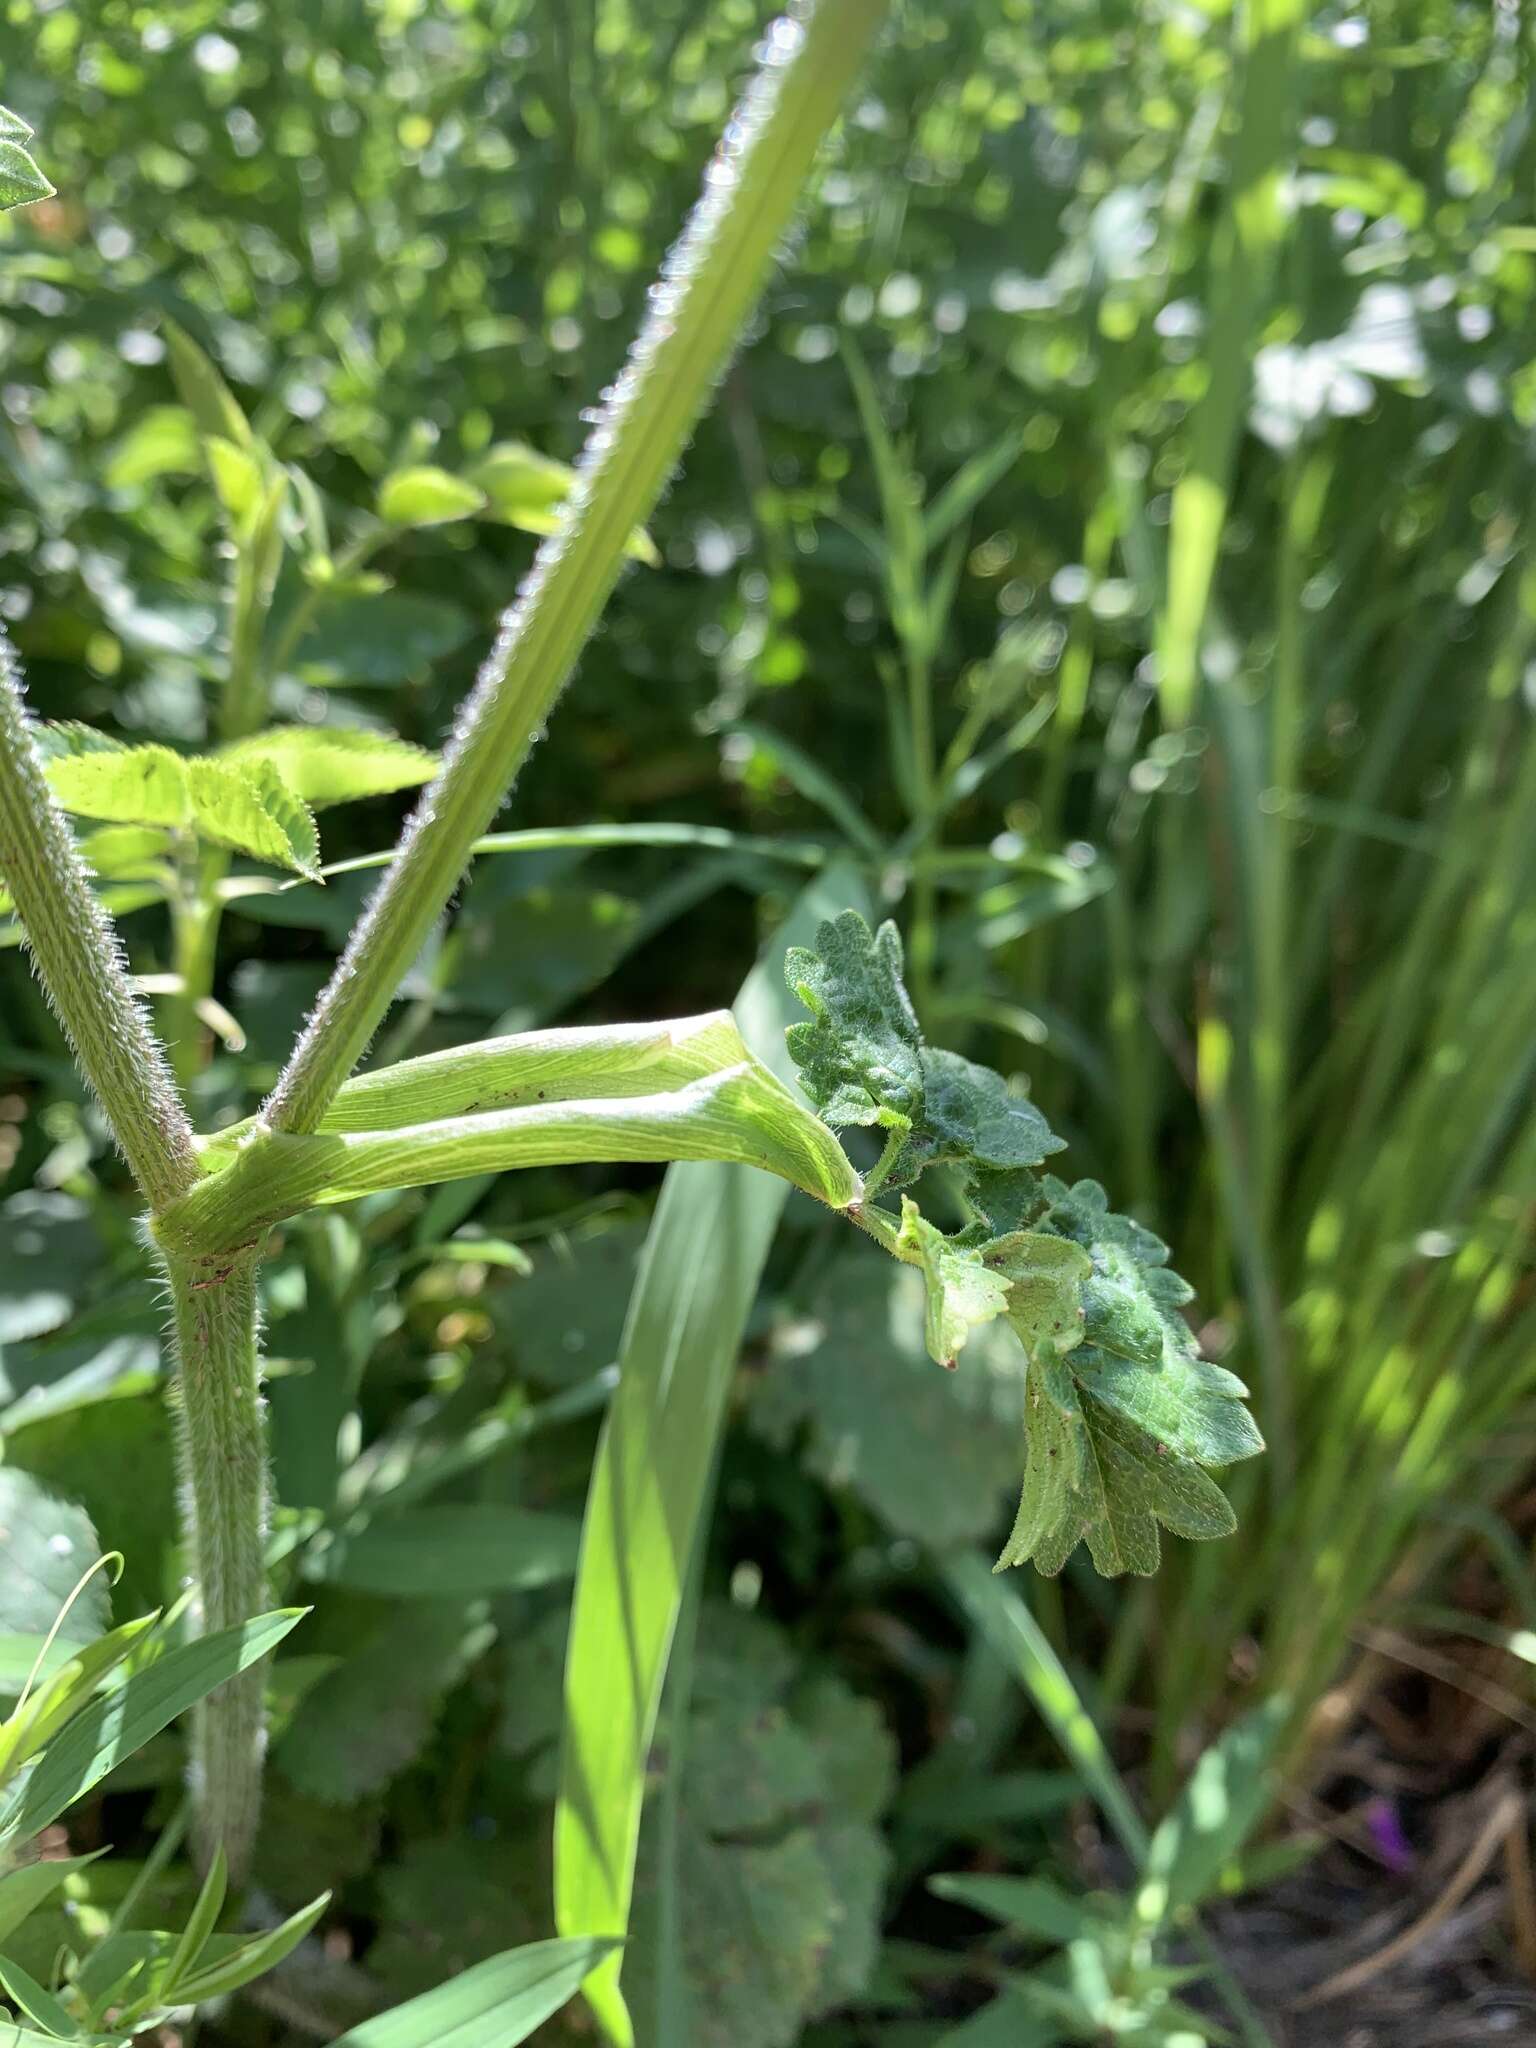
left=330, top=1935, right=619, bottom=2048
left=0, top=1855, right=104, bottom=1946
left=785, top=910, right=924, bottom=1129
left=163, top=318, right=252, bottom=447
left=309, top=1506, right=580, bottom=1596
left=555, top=865, right=867, bottom=2044
left=1, top=1608, right=305, bottom=1842
left=76, top=825, right=171, bottom=882
left=187, top=757, right=320, bottom=878
left=277, top=1603, right=492, bottom=1806
left=42, top=730, right=189, bottom=830
left=377, top=466, right=485, bottom=527
left=169, top=1888, right=329, bottom=2003
left=104, top=406, right=201, bottom=491
left=470, top=441, right=659, bottom=564
left=897, top=1197, right=1010, bottom=1366
left=0, top=1952, right=76, bottom=2039
left=624, top=1614, right=893, bottom=2048
left=0, top=107, right=52, bottom=213
left=216, top=726, right=436, bottom=810
left=750, top=1254, right=1028, bottom=1551
left=0, top=1471, right=108, bottom=1650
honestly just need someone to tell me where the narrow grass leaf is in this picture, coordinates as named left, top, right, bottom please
left=941, top=1550, right=1147, bottom=1861
left=330, top=1935, right=620, bottom=2048
left=554, top=863, right=868, bottom=2045
left=1, top=1609, right=305, bottom=1842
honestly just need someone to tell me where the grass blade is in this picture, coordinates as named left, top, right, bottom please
left=553, top=861, right=868, bottom=2045
left=331, top=1936, right=620, bottom=2048
left=1158, top=0, right=1305, bottom=722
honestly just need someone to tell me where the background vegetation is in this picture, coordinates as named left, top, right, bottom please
left=1, top=0, right=1534, bottom=2041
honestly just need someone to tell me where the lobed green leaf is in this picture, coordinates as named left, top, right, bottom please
left=216, top=726, right=437, bottom=810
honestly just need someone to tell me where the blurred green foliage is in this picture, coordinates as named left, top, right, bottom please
left=2, top=0, right=1535, bottom=2041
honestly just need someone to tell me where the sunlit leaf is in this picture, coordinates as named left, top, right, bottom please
left=1, top=1608, right=306, bottom=1842
left=469, top=441, right=658, bottom=564
left=329, top=1935, right=619, bottom=2048
left=42, top=728, right=189, bottom=831
left=187, top=757, right=320, bottom=878
left=216, top=726, right=436, bottom=810
left=378, top=466, right=486, bottom=528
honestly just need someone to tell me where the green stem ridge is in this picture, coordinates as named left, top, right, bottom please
left=164, top=1247, right=269, bottom=1877
left=0, top=625, right=196, bottom=1209
left=263, top=0, right=887, bottom=1138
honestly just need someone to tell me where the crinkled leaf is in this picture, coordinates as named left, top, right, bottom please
left=1081, top=1402, right=1237, bottom=1577
left=897, top=1197, right=1010, bottom=1366
left=996, top=1349, right=1090, bottom=1576
left=187, top=756, right=320, bottom=878
left=783, top=922, right=1258, bottom=1582
left=988, top=1178, right=1260, bottom=1575
left=784, top=912, right=924, bottom=1129
left=985, top=1231, right=1091, bottom=1357
left=921, top=1047, right=1065, bottom=1172
left=42, top=728, right=190, bottom=830
left=1073, top=1348, right=1264, bottom=1469
left=217, top=725, right=437, bottom=809
left=627, top=1608, right=892, bottom=2048
left=276, top=1602, right=492, bottom=1805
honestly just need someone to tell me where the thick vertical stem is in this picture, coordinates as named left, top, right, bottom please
left=0, top=626, right=196, bottom=1208
left=164, top=1248, right=270, bottom=1878
left=264, top=0, right=889, bottom=1140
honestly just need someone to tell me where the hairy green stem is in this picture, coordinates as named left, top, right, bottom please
left=0, top=625, right=195, bottom=1208
left=164, top=1247, right=269, bottom=1877
left=264, top=0, right=888, bottom=1137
